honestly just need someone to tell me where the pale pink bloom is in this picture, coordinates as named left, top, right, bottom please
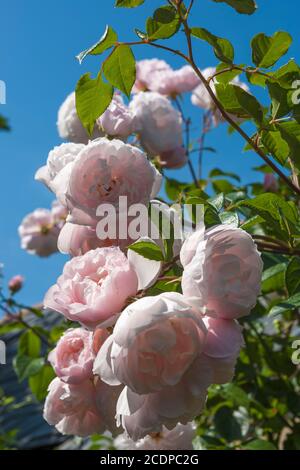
left=151, top=65, right=200, bottom=96
left=43, top=377, right=116, bottom=437
left=202, top=316, right=244, bottom=384
left=8, top=275, right=24, bottom=293
left=132, top=59, right=172, bottom=93
left=57, top=222, right=133, bottom=257
left=263, top=174, right=278, bottom=192
left=115, top=316, right=243, bottom=440
left=51, top=200, right=68, bottom=223
left=65, top=138, right=160, bottom=227
left=57, top=92, right=103, bottom=144
left=181, top=224, right=263, bottom=319
left=48, top=328, right=95, bottom=384
left=98, top=94, right=134, bottom=138
left=93, top=292, right=207, bottom=394
left=130, top=92, right=186, bottom=169
left=115, top=422, right=196, bottom=450
left=18, top=208, right=62, bottom=257
left=35, top=143, right=85, bottom=206
left=92, top=328, right=110, bottom=355
left=44, top=247, right=138, bottom=330
left=191, top=67, right=249, bottom=126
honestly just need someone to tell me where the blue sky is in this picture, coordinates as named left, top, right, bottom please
left=0, top=0, right=299, bottom=306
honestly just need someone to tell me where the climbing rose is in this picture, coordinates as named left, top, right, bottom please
left=181, top=224, right=263, bottom=319
left=114, top=422, right=196, bottom=450
left=98, top=94, right=134, bottom=138
left=18, top=202, right=67, bottom=257
left=130, top=92, right=186, bottom=169
left=65, top=138, right=160, bottom=227
left=48, top=328, right=95, bottom=384
left=57, top=92, right=103, bottom=144
left=43, top=377, right=118, bottom=437
left=93, top=292, right=207, bottom=394
left=35, top=142, right=84, bottom=205
left=44, top=247, right=138, bottom=330
left=132, top=59, right=172, bottom=93
left=150, top=65, right=200, bottom=96
left=8, top=275, right=24, bottom=293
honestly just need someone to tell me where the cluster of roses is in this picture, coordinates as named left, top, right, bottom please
left=18, top=59, right=251, bottom=260
left=18, top=58, right=263, bottom=449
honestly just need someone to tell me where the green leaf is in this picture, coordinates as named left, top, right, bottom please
left=147, top=6, right=180, bottom=41
left=191, top=27, right=234, bottom=64
left=29, top=365, right=56, bottom=402
left=267, top=82, right=290, bottom=119
left=165, top=178, right=187, bottom=201
left=209, top=167, right=241, bottom=182
left=13, top=356, right=45, bottom=382
left=76, top=26, right=117, bottom=64
left=211, top=0, right=257, bottom=15
left=215, top=63, right=243, bottom=84
left=215, top=83, right=249, bottom=117
left=0, top=115, right=10, bottom=131
left=243, top=439, right=277, bottom=450
left=260, top=130, right=290, bottom=166
left=286, top=257, right=300, bottom=296
left=269, top=292, right=300, bottom=317
left=18, top=330, right=41, bottom=358
left=115, top=0, right=145, bottom=6
left=75, top=73, right=113, bottom=136
left=262, top=262, right=287, bottom=294
left=214, top=406, right=242, bottom=441
left=251, top=32, right=293, bottom=69
left=233, top=84, right=264, bottom=122
left=276, top=121, right=300, bottom=166
left=128, top=240, right=165, bottom=261
left=238, top=193, right=299, bottom=237
left=103, top=45, right=135, bottom=97
left=219, top=211, right=239, bottom=227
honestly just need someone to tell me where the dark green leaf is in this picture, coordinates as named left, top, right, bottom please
left=76, top=26, right=117, bottom=64
left=286, top=257, right=300, bottom=296
left=215, top=63, right=243, bottom=84
left=209, top=167, right=241, bottom=182
left=262, top=263, right=287, bottom=294
left=128, top=240, right=165, bottom=261
left=29, top=365, right=56, bottom=401
left=233, top=84, right=264, bottom=122
left=13, top=356, right=45, bottom=382
left=211, top=0, right=257, bottom=15
left=243, top=439, right=277, bottom=450
left=147, top=6, right=180, bottom=41
left=191, top=27, right=234, bottom=64
left=115, top=0, right=145, bottom=6
left=75, top=73, right=113, bottom=136
left=18, top=330, right=41, bottom=358
left=215, top=83, right=249, bottom=117
left=103, top=45, right=135, bottom=97
left=269, top=292, right=300, bottom=317
left=251, top=32, right=292, bottom=69
left=261, top=130, right=290, bottom=166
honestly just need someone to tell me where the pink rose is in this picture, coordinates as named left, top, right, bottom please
left=35, top=143, right=85, bottom=205
left=98, top=94, right=134, bottom=138
left=115, top=422, right=196, bottom=450
left=48, top=328, right=95, bottom=384
left=65, top=138, right=159, bottom=227
left=57, top=92, right=103, bottom=144
left=181, top=224, right=263, bottom=319
left=151, top=65, right=200, bottom=96
left=130, top=92, right=186, bottom=169
left=8, top=275, right=24, bottom=293
left=43, top=377, right=117, bottom=437
left=132, top=59, right=172, bottom=93
left=44, top=246, right=139, bottom=329
left=93, top=292, right=207, bottom=394
left=57, top=222, right=133, bottom=257
left=18, top=207, right=64, bottom=257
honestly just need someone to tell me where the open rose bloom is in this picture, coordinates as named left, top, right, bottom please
left=18, top=54, right=264, bottom=450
